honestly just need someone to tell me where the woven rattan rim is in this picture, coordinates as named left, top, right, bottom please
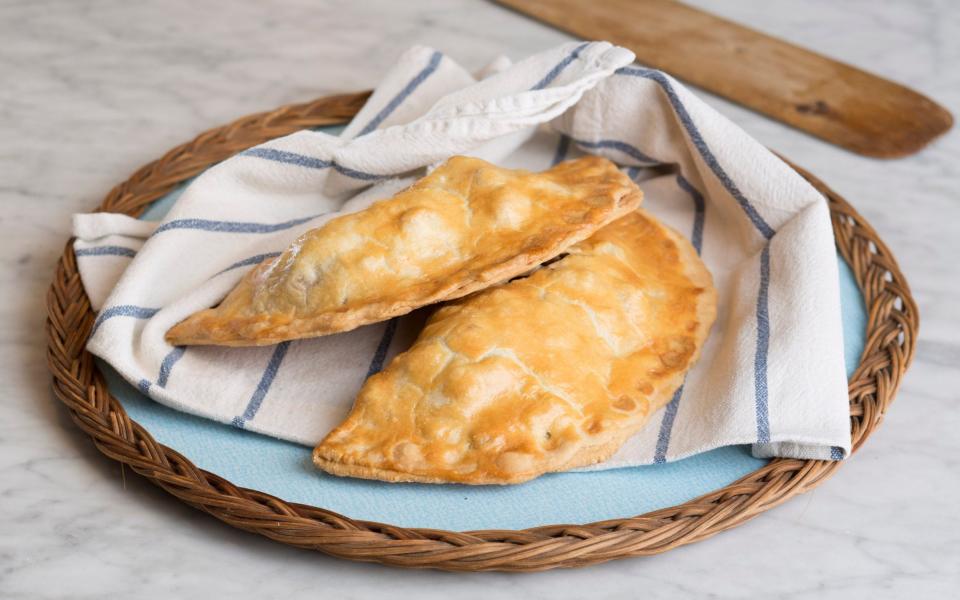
left=45, top=91, right=918, bottom=571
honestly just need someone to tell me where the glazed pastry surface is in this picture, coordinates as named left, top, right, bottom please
left=166, top=155, right=642, bottom=346
left=313, top=210, right=717, bottom=484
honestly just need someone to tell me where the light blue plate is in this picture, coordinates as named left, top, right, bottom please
left=105, top=147, right=867, bottom=531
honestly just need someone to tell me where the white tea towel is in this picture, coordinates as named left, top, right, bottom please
left=75, top=42, right=850, bottom=466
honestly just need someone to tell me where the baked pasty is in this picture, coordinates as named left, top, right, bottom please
left=313, top=210, right=717, bottom=484
left=166, top=155, right=642, bottom=346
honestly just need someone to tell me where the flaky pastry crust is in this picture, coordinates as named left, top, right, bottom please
left=166, top=155, right=642, bottom=346
left=313, top=209, right=717, bottom=484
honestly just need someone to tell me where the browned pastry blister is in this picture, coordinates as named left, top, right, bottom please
left=313, top=209, right=717, bottom=484
left=166, top=155, right=642, bottom=346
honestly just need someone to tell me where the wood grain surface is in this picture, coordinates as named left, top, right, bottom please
left=495, top=0, right=953, bottom=158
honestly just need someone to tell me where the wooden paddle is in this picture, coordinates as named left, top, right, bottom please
left=494, top=0, right=952, bottom=158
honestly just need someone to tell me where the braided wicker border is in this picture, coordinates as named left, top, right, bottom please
left=45, top=92, right=917, bottom=571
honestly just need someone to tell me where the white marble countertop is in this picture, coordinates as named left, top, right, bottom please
left=2, top=1, right=958, bottom=597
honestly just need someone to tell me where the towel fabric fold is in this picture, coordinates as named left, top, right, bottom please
left=74, top=41, right=850, bottom=467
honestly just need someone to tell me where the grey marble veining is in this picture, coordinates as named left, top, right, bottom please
left=1, top=1, right=959, bottom=598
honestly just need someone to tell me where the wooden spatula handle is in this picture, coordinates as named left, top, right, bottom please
left=495, top=0, right=952, bottom=158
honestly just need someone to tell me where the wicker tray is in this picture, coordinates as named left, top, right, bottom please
left=45, top=91, right=917, bottom=571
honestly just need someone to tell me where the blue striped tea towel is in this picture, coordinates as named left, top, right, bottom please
left=73, top=41, right=851, bottom=467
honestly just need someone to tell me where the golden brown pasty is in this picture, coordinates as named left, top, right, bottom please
left=166, top=155, right=642, bottom=346
left=313, top=209, right=717, bottom=484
